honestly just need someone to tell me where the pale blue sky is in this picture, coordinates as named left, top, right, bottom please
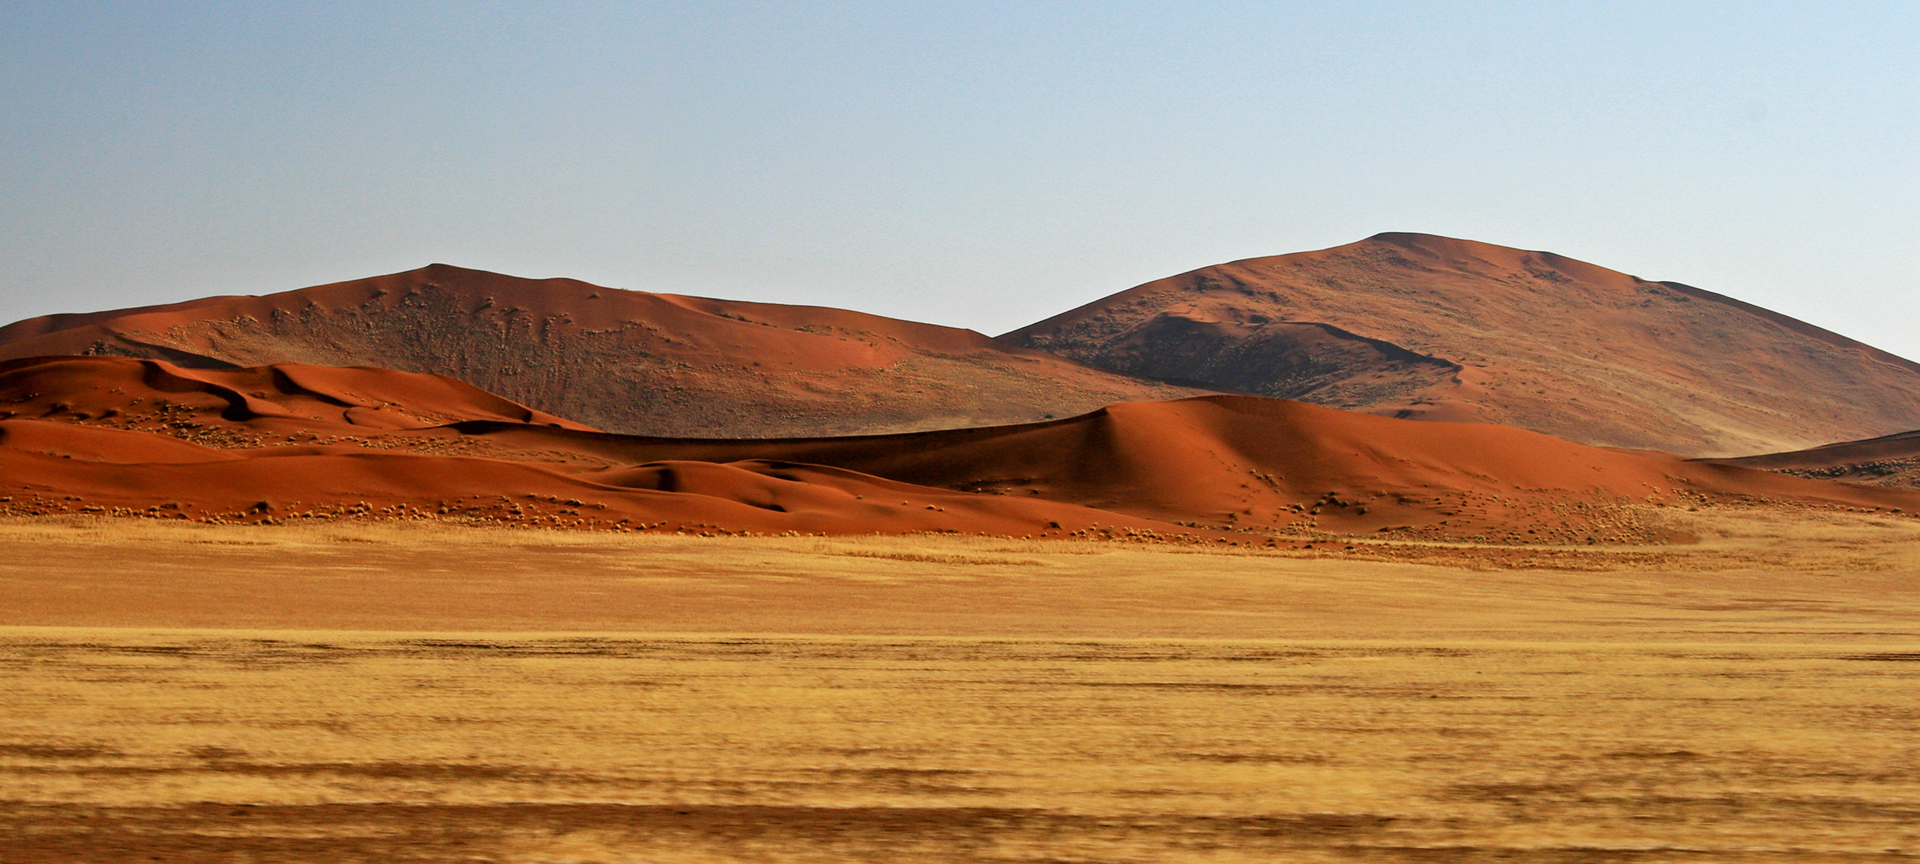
left=3, top=2, right=1915, bottom=359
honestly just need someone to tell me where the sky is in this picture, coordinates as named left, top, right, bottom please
left=3, top=2, right=1915, bottom=359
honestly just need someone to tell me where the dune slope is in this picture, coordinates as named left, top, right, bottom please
left=1712, top=429, right=1920, bottom=490
left=0, top=264, right=1205, bottom=437
left=0, top=357, right=1167, bottom=536
left=8, top=357, right=1915, bottom=543
left=0, top=422, right=1143, bottom=536
left=0, top=356, right=592, bottom=433
left=453, top=394, right=1920, bottom=544
left=1002, top=233, right=1920, bottom=457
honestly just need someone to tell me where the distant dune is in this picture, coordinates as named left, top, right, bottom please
left=1711, top=428, right=1920, bottom=490
left=0, top=264, right=1205, bottom=437
left=1002, top=233, right=1920, bottom=457
left=9, top=236, right=1918, bottom=457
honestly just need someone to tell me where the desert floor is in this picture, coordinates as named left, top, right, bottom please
left=2, top=506, right=1918, bottom=862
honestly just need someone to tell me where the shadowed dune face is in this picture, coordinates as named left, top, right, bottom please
left=0, top=264, right=1207, bottom=437
left=1002, top=232, right=1920, bottom=457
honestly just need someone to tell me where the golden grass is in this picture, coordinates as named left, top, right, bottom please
left=1, top=509, right=1918, bottom=861
left=4, top=632, right=1919, bottom=861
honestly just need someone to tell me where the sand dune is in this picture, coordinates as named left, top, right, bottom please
left=436, top=398, right=1920, bottom=544
left=0, top=357, right=1170, bottom=537
left=1003, top=232, right=1920, bottom=457
left=0, top=264, right=1206, bottom=437
left=0, top=418, right=1157, bottom=537
left=7, top=356, right=1914, bottom=543
left=13, top=238, right=1911, bottom=456
left=1712, top=428, right=1920, bottom=490
left=0, top=355, right=591, bottom=432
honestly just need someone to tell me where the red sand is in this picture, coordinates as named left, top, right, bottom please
left=458, top=394, right=1920, bottom=543
left=0, top=357, right=1175, bottom=537
left=6, top=356, right=1914, bottom=544
left=0, top=356, right=591, bottom=432
left=1003, top=233, right=1920, bottom=457
left=0, top=420, right=1146, bottom=536
left=0, top=264, right=1204, bottom=437
left=13, top=241, right=1918, bottom=456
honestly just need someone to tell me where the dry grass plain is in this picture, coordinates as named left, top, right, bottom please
left=2, top=506, right=1919, bottom=862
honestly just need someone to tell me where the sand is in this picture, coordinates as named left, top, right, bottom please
left=1715, top=427, right=1920, bottom=490
left=8, top=356, right=1919, bottom=546
left=0, top=263, right=1209, bottom=437
left=526, top=393, right=1920, bottom=541
left=0, top=356, right=1189, bottom=538
left=1005, top=232, right=1920, bottom=456
left=11, top=234, right=1920, bottom=453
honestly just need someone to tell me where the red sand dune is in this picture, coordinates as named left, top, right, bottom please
left=16, top=239, right=1917, bottom=458
left=455, top=395, right=1920, bottom=544
left=0, top=357, right=1170, bottom=537
left=0, top=418, right=1150, bottom=536
left=6, top=357, right=1915, bottom=543
left=0, top=264, right=1205, bottom=437
left=1002, top=233, right=1920, bottom=457
left=0, top=356, right=591, bottom=432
